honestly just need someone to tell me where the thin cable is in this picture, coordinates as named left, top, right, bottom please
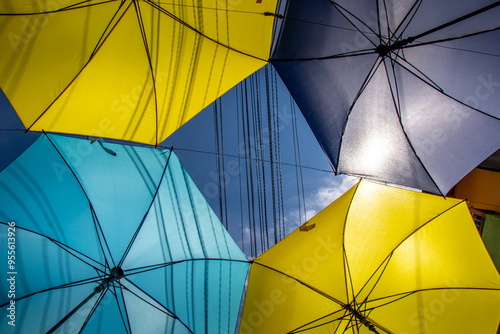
left=250, top=74, right=265, bottom=253
left=265, top=66, right=278, bottom=245
left=218, top=98, right=229, bottom=230
left=255, top=71, right=270, bottom=251
left=236, top=81, right=245, bottom=254
left=213, top=100, right=224, bottom=225
left=272, top=69, right=286, bottom=240
left=290, top=99, right=307, bottom=224
left=243, top=79, right=257, bottom=257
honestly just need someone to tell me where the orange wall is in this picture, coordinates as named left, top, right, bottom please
left=453, top=168, right=500, bottom=213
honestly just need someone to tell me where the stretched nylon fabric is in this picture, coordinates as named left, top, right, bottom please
left=0, top=133, right=249, bottom=333
left=48, top=134, right=170, bottom=264
left=239, top=180, right=500, bottom=333
left=0, top=0, right=277, bottom=145
left=120, top=280, right=192, bottom=334
left=271, top=0, right=500, bottom=195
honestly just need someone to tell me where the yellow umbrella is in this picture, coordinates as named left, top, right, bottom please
left=239, top=180, right=500, bottom=333
left=0, top=0, right=277, bottom=145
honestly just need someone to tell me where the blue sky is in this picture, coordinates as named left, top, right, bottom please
left=0, top=64, right=358, bottom=257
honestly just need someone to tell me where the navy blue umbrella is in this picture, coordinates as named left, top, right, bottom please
left=271, top=0, right=500, bottom=195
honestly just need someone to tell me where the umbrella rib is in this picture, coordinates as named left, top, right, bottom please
left=116, top=283, right=134, bottom=334
left=251, top=261, right=347, bottom=307
left=392, top=56, right=500, bottom=121
left=132, top=0, right=159, bottom=146
left=89, top=205, right=114, bottom=270
left=343, top=248, right=357, bottom=310
left=89, top=0, right=129, bottom=59
left=143, top=0, right=267, bottom=62
left=352, top=199, right=468, bottom=309
left=387, top=51, right=403, bottom=117
left=380, top=0, right=392, bottom=40
left=403, top=26, right=500, bottom=56
left=52, top=237, right=107, bottom=275
left=271, top=48, right=376, bottom=61
left=340, top=182, right=362, bottom=304
left=0, top=0, right=117, bottom=15
left=344, top=314, right=356, bottom=334
left=121, top=278, right=194, bottom=334
left=358, top=310, right=393, bottom=334
left=369, top=286, right=500, bottom=304
left=44, top=133, right=116, bottom=267
left=376, top=0, right=381, bottom=45
left=46, top=284, right=106, bottom=334
left=336, top=57, right=383, bottom=170
left=288, top=309, right=349, bottom=333
left=164, top=167, right=195, bottom=259
left=109, top=283, right=132, bottom=334
left=25, top=1, right=131, bottom=132
left=118, top=150, right=172, bottom=267
left=0, top=221, right=106, bottom=272
left=123, top=258, right=249, bottom=277
left=412, top=1, right=500, bottom=41
left=351, top=313, right=360, bottom=334
left=390, top=0, right=422, bottom=42
left=1, top=276, right=102, bottom=308
left=76, top=287, right=108, bottom=334
left=362, top=291, right=416, bottom=312
left=390, top=51, right=442, bottom=92
left=181, top=167, right=209, bottom=258
left=381, top=57, right=445, bottom=195
left=355, top=253, right=394, bottom=310
left=390, top=1, right=500, bottom=54
left=349, top=259, right=397, bottom=333
left=328, top=1, right=379, bottom=48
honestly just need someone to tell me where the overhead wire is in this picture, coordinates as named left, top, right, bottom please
left=290, top=95, right=307, bottom=225
left=270, top=67, right=286, bottom=240
left=249, top=73, right=263, bottom=253
left=265, top=65, right=278, bottom=245
left=254, top=71, right=270, bottom=251
left=243, top=78, right=257, bottom=258
left=236, top=78, right=245, bottom=254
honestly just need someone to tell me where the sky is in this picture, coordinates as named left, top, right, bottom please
left=0, top=64, right=358, bottom=258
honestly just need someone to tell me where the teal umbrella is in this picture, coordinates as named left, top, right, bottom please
left=0, top=133, right=249, bottom=333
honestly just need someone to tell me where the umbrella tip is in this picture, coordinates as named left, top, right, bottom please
left=299, top=222, right=316, bottom=232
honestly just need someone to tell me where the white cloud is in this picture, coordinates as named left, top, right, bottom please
left=282, top=175, right=358, bottom=233
left=311, top=175, right=358, bottom=211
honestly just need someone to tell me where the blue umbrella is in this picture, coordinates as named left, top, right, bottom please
left=0, top=133, right=249, bottom=333
left=271, top=0, right=500, bottom=195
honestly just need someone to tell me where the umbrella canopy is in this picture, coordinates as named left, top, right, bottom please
left=0, top=133, right=249, bottom=333
left=239, top=180, right=500, bottom=333
left=271, top=0, right=500, bottom=195
left=0, top=0, right=278, bottom=145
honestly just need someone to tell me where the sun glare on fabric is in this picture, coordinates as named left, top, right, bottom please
left=358, top=136, right=395, bottom=172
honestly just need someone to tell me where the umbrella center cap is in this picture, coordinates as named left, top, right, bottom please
left=376, top=36, right=415, bottom=57
left=110, top=266, right=125, bottom=280
left=94, top=267, right=125, bottom=293
left=345, top=304, right=379, bottom=333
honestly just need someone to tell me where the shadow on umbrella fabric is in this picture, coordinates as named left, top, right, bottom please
left=239, top=180, right=500, bottom=334
left=0, top=133, right=249, bottom=333
left=0, top=0, right=279, bottom=145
